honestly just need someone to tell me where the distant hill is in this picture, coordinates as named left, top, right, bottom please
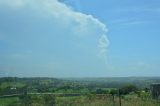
left=62, top=77, right=160, bottom=88
left=0, top=77, right=160, bottom=91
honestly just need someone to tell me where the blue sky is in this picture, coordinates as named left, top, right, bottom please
left=0, top=0, right=160, bottom=77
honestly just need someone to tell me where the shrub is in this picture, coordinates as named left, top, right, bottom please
left=120, top=84, right=138, bottom=95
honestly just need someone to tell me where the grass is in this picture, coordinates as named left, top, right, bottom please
left=0, top=94, right=160, bottom=106
left=56, top=95, right=113, bottom=106
left=0, top=97, right=19, bottom=106
left=0, top=82, right=26, bottom=89
left=121, top=98, right=160, bottom=106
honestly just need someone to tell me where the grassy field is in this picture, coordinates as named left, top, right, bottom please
left=0, top=97, right=19, bottom=106
left=0, top=77, right=160, bottom=106
left=0, top=94, right=160, bottom=106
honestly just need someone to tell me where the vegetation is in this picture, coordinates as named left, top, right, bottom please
left=0, top=77, right=160, bottom=106
left=0, top=94, right=160, bottom=106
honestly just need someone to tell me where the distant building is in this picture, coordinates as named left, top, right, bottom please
left=150, top=84, right=160, bottom=99
left=10, top=87, right=17, bottom=90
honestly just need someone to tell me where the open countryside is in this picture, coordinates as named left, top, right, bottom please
left=1, top=0, right=160, bottom=106
left=0, top=77, right=160, bottom=106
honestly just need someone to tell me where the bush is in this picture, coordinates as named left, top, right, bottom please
left=120, top=84, right=138, bottom=95
left=109, top=89, right=118, bottom=95
left=96, top=89, right=107, bottom=94
left=43, top=95, right=56, bottom=106
left=19, top=94, right=32, bottom=106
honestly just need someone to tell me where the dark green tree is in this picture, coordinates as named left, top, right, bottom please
left=43, top=95, right=56, bottom=106
left=109, top=89, right=118, bottom=95
left=120, top=84, right=138, bottom=95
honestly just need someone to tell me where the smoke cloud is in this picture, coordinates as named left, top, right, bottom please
left=0, top=0, right=109, bottom=59
left=0, top=0, right=110, bottom=77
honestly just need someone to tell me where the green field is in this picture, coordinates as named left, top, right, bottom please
left=0, top=77, right=160, bottom=106
left=0, top=94, right=160, bottom=106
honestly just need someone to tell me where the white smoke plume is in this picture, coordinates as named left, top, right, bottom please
left=0, top=0, right=109, bottom=60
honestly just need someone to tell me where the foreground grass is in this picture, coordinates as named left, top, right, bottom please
left=122, top=98, right=160, bottom=106
left=0, top=95, right=160, bottom=106
left=56, top=95, right=160, bottom=106
left=0, top=97, right=19, bottom=106
left=56, top=95, right=113, bottom=106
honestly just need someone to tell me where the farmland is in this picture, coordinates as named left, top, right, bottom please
left=0, top=77, right=160, bottom=106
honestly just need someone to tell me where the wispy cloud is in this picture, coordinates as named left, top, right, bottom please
left=120, top=20, right=148, bottom=26
left=109, top=6, right=160, bottom=26
left=114, top=7, right=160, bottom=13
left=109, top=18, right=150, bottom=27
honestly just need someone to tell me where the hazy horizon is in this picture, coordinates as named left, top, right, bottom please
left=0, top=0, right=160, bottom=77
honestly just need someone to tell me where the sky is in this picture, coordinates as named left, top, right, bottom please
left=0, top=0, right=160, bottom=77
